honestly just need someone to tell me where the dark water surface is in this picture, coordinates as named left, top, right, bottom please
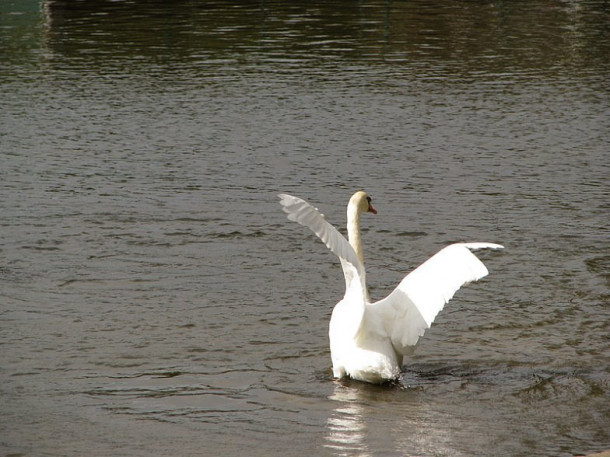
left=1, top=1, right=609, bottom=456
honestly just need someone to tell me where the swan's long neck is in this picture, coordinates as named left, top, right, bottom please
left=347, top=204, right=365, bottom=265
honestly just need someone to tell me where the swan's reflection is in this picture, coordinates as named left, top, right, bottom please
left=324, top=382, right=371, bottom=457
left=323, top=376, right=455, bottom=457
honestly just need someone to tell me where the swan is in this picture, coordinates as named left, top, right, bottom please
left=279, top=191, right=503, bottom=384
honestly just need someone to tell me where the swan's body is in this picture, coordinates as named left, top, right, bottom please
left=279, top=191, right=503, bottom=384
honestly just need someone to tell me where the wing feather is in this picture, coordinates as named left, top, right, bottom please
left=369, top=243, right=503, bottom=354
left=278, top=194, right=366, bottom=297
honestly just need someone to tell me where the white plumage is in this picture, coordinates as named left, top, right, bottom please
left=279, top=191, right=503, bottom=384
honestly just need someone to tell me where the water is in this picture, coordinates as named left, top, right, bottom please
left=1, top=0, right=609, bottom=455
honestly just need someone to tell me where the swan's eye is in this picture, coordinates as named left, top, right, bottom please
left=366, top=196, right=372, bottom=203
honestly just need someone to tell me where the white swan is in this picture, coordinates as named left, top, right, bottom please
left=279, top=191, right=503, bottom=384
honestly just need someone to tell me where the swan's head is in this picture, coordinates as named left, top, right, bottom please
left=349, top=191, right=377, bottom=215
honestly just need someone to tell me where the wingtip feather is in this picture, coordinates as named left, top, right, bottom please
left=463, top=242, right=504, bottom=250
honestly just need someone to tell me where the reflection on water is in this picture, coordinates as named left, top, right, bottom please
left=34, top=0, right=609, bottom=80
left=325, top=378, right=459, bottom=457
left=326, top=385, right=369, bottom=456
left=325, top=362, right=610, bottom=457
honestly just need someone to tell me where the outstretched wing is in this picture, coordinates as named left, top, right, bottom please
left=278, top=194, right=366, bottom=300
left=368, top=243, right=503, bottom=355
